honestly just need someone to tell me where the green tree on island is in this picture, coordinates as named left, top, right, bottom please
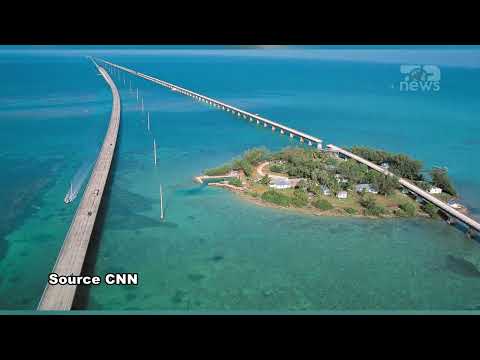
left=228, top=177, right=243, bottom=187
left=232, top=159, right=254, bottom=177
left=359, top=193, right=385, bottom=216
left=313, top=198, right=334, bottom=211
left=430, top=168, right=457, bottom=196
left=204, top=164, right=232, bottom=176
left=350, top=146, right=423, bottom=180
left=371, top=173, right=399, bottom=196
left=327, top=177, right=341, bottom=196
left=399, top=202, right=416, bottom=216
left=242, top=147, right=271, bottom=165
left=259, top=174, right=271, bottom=185
left=292, top=189, right=309, bottom=207
left=422, top=202, right=440, bottom=219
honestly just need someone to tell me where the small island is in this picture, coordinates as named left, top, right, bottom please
left=195, top=146, right=466, bottom=220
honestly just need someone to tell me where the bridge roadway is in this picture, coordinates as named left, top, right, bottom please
left=327, top=145, right=480, bottom=232
left=37, top=60, right=121, bottom=310
left=97, top=58, right=479, bottom=234
left=96, top=58, right=323, bottom=148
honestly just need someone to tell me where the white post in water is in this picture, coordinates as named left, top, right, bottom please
left=136, top=88, right=139, bottom=102
left=130, top=80, right=132, bottom=92
left=160, top=184, right=164, bottom=221
left=153, top=138, right=157, bottom=166
left=147, top=112, right=150, bottom=131
left=141, top=97, right=144, bottom=112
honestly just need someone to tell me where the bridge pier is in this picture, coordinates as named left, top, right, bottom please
left=264, top=122, right=268, bottom=128
left=317, top=142, right=323, bottom=150
left=290, top=133, right=294, bottom=138
left=280, top=129, right=285, bottom=134
left=466, top=227, right=478, bottom=239
left=300, top=137, right=304, bottom=143
left=249, top=117, right=253, bottom=122
left=308, top=140, right=312, bottom=146
left=272, top=126, right=276, bottom=131
left=256, top=120, right=260, bottom=124
left=446, top=216, right=457, bottom=225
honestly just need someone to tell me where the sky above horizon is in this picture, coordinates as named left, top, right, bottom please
left=1, top=45, right=479, bottom=68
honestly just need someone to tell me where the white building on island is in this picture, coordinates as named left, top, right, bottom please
left=429, top=186, right=443, bottom=194
left=337, top=191, right=348, bottom=199
left=269, top=178, right=292, bottom=190
left=355, top=184, right=378, bottom=194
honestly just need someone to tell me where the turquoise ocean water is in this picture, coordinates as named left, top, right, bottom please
left=1, top=46, right=480, bottom=311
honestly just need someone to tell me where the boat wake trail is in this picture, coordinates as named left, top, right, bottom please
left=64, top=161, right=93, bottom=204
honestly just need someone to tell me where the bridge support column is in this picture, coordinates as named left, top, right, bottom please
left=256, top=120, right=260, bottom=124
left=249, top=117, right=253, bottom=122
left=317, top=142, right=323, bottom=150
left=280, top=129, right=285, bottom=134
left=467, top=228, right=477, bottom=239
left=300, top=137, right=304, bottom=143
left=264, top=122, right=268, bottom=128
left=290, top=133, right=294, bottom=138
left=308, top=141, right=312, bottom=146
left=272, top=126, right=275, bottom=131
left=446, top=216, right=456, bottom=225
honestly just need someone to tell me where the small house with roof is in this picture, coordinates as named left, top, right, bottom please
left=269, top=178, right=292, bottom=189
left=337, top=190, right=348, bottom=199
left=380, top=162, right=390, bottom=170
left=429, top=186, right=443, bottom=194
left=355, top=184, right=378, bottom=194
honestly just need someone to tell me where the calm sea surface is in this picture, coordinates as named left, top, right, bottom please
left=1, top=47, right=480, bottom=311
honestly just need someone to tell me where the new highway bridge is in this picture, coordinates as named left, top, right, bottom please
left=98, top=57, right=480, bottom=234
left=37, top=59, right=121, bottom=310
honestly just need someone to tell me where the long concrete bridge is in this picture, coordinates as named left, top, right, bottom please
left=97, top=58, right=479, bottom=234
left=327, top=145, right=480, bottom=233
left=37, top=59, right=121, bottom=310
left=96, top=58, right=323, bottom=149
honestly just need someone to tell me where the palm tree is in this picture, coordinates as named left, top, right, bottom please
left=259, top=174, right=271, bottom=186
